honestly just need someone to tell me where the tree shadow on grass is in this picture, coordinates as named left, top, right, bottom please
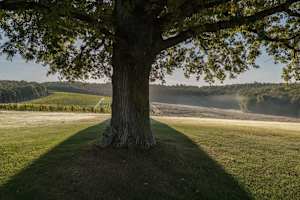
left=0, top=119, right=252, bottom=200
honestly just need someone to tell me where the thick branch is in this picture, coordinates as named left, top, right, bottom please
left=0, top=0, right=113, bottom=36
left=159, top=0, right=300, bottom=51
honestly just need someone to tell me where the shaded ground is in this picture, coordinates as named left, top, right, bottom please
left=152, top=102, right=300, bottom=122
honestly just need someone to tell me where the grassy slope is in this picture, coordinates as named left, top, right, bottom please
left=26, top=92, right=111, bottom=107
left=0, top=113, right=300, bottom=200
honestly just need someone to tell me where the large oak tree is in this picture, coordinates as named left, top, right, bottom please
left=0, top=0, right=299, bottom=148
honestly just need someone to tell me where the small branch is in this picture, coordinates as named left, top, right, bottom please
left=250, top=28, right=300, bottom=52
left=159, top=0, right=234, bottom=27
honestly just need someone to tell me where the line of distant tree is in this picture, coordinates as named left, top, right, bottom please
left=43, top=82, right=112, bottom=96
left=44, top=81, right=280, bottom=97
left=0, top=81, right=48, bottom=103
left=239, top=83, right=300, bottom=117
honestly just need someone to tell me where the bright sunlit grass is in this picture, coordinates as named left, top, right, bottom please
left=25, top=91, right=111, bottom=107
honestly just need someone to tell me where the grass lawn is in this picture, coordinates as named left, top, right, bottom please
left=25, top=92, right=111, bottom=107
left=0, top=112, right=300, bottom=200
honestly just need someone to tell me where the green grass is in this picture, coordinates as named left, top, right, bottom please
left=0, top=113, right=300, bottom=200
left=26, top=92, right=111, bottom=107
left=0, top=92, right=112, bottom=113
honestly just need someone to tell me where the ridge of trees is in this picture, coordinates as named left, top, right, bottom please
left=44, top=81, right=297, bottom=98
left=0, top=80, right=48, bottom=103
left=239, top=83, right=300, bottom=117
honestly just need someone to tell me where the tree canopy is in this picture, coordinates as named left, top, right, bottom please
left=0, top=80, right=48, bottom=103
left=0, top=0, right=299, bottom=82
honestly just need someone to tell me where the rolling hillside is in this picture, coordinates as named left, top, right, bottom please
left=26, top=92, right=111, bottom=107
left=0, top=92, right=112, bottom=113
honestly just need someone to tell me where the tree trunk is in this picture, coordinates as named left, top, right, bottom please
left=101, top=43, right=156, bottom=148
left=101, top=1, right=158, bottom=148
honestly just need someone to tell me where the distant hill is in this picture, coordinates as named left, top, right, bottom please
left=42, top=81, right=300, bottom=117
left=0, top=91, right=111, bottom=113
left=44, top=81, right=282, bottom=98
left=0, top=80, right=48, bottom=103
left=43, top=82, right=112, bottom=96
left=2, top=80, right=300, bottom=117
left=44, top=81, right=256, bottom=97
left=43, top=81, right=242, bottom=109
left=26, top=92, right=111, bottom=106
left=239, top=84, right=300, bottom=117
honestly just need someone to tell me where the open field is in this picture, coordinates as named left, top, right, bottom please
left=153, top=102, right=300, bottom=122
left=25, top=92, right=111, bottom=107
left=0, top=111, right=105, bottom=129
left=0, top=92, right=112, bottom=113
left=0, top=111, right=300, bottom=200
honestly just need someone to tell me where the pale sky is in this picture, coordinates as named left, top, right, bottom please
left=0, top=54, right=284, bottom=86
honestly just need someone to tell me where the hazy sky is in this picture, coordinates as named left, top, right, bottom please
left=0, top=53, right=284, bottom=86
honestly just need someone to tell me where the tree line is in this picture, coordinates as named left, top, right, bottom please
left=0, top=81, right=48, bottom=103
left=43, top=82, right=112, bottom=96
left=43, top=81, right=276, bottom=98
left=239, top=83, right=300, bottom=117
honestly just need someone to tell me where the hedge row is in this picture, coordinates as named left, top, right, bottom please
left=0, top=103, right=111, bottom=113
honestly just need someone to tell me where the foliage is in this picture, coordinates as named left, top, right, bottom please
left=0, top=80, right=48, bottom=103
left=0, top=1, right=299, bottom=82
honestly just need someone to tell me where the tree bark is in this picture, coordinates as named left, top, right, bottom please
left=101, top=1, right=158, bottom=148
left=101, top=43, right=156, bottom=148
